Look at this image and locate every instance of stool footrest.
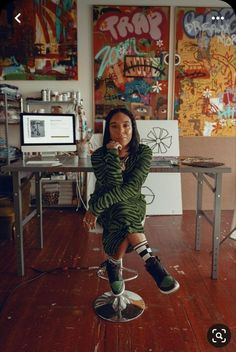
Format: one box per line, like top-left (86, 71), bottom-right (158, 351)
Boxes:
top-left (97, 265), bottom-right (138, 282)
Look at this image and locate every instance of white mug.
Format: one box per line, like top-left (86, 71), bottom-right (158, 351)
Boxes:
top-left (78, 141), bottom-right (89, 158)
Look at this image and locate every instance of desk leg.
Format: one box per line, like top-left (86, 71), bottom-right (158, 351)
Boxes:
top-left (195, 173), bottom-right (203, 251)
top-left (211, 173), bottom-right (222, 280)
top-left (35, 173), bottom-right (43, 248)
top-left (83, 172), bottom-right (88, 208)
top-left (230, 208), bottom-right (236, 240)
top-left (12, 172), bottom-right (24, 276)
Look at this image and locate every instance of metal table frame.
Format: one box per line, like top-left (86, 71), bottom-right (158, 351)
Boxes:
top-left (2, 156), bottom-right (231, 279)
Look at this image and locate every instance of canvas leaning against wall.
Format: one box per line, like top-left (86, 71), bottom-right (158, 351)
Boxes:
top-left (93, 5), bottom-right (170, 133)
top-left (175, 7), bottom-right (236, 137)
top-left (0, 0), bottom-right (77, 80)
top-left (87, 121), bottom-right (182, 216)
top-left (137, 120), bottom-right (182, 215)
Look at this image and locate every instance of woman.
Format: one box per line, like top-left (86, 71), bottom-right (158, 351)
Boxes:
top-left (83, 108), bottom-right (179, 296)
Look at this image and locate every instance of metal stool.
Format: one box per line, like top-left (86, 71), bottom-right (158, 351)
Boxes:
top-left (94, 259), bottom-right (145, 322)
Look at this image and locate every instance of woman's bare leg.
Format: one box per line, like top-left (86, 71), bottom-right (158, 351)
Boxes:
top-left (112, 238), bottom-right (129, 259)
top-left (111, 233), bottom-right (146, 259)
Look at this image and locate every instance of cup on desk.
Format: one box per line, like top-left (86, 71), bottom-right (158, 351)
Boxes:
top-left (77, 141), bottom-right (89, 158)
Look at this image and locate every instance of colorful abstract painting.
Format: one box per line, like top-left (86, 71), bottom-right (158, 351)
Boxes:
top-left (0, 0), bottom-right (77, 80)
top-left (93, 5), bottom-right (170, 133)
top-left (175, 7), bottom-right (236, 136)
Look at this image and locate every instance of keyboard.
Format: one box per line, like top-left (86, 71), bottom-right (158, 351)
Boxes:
top-left (26, 160), bottom-right (62, 166)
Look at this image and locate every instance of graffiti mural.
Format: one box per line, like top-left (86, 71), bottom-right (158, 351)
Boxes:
top-left (93, 5), bottom-right (170, 133)
top-left (0, 0), bottom-right (77, 80)
top-left (175, 7), bottom-right (236, 136)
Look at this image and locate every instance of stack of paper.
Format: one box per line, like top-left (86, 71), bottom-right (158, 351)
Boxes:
top-left (58, 181), bottom-right (73, 205)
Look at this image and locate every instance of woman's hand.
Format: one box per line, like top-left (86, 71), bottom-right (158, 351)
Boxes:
top-left (83, 210), bottom-right (97, 230)
top-left (106, 140), bottom-right (122, 151)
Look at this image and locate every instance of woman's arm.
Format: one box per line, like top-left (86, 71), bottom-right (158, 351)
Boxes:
top-left (89, 145), bottom-right (152, 216)
top-left (91, 147), bottom-right (123, 186)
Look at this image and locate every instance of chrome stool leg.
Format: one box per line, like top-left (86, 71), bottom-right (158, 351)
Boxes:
top-left (94, 259), bottom-right (145, 322)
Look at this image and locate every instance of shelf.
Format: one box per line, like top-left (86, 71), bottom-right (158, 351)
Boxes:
top-left (0, 94), bottom-right (21, 102)
top-left (0, 93), bottom-right (22, 166)
top-left (0, 119), bottom-right (20, 124)
top-left (41, 178), bottom-right (75, 182)
top-left (30, 203), bottom-right (79, 208)
top-left (43, 204), bottom-right (77, 208)
top-left (26, 99), bottom-right (76, 104)
top-left (0, 155), bottom-right (20, 161)
top-left (0, 103), bottom-right (21, 108)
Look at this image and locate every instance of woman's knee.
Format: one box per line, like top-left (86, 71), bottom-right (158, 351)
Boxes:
top-left (127, 232), bottom-right (146, 246)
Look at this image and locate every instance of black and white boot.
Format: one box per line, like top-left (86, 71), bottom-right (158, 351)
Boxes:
top-left (106, 259), bottom-right (125, 296)
top-left (145, 256), bottom-right (180, 294)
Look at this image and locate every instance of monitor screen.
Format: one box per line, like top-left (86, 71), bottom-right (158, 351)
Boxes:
top-left (20, 113), bottom-right (77, 153)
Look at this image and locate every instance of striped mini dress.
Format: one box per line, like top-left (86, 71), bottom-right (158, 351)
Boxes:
top-left (88, 143), bottom-right (152, 256)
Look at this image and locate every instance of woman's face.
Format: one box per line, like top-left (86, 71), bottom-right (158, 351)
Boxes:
top-left (109, 112), bottom-right (133, 148)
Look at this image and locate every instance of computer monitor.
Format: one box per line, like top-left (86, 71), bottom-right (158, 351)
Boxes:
top-left (20, 113), bottom-right (77, 157)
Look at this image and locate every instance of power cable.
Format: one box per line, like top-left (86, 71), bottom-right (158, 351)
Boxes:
top-left (0, 264), bottom-right (99, 315)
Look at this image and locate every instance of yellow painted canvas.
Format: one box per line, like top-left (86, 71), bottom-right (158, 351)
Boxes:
top-left (175, 7), bottom-right (236, 136)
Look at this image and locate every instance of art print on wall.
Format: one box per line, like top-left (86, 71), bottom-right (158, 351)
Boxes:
top-left (93, 5), bottom-right (170, 133)
top-left (0, 0), bottom-right (77, 80)
top-left (175, 7), bottom-right (236, 136)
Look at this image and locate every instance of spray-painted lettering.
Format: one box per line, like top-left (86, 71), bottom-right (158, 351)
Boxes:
top-left (217, 33), bottom-right (236, 46)
top-left (218, 105), bottom-right (236, 119)
top-left (219, 118), bottom-right (236, 127)
top-left (183, 8), bottom-right (236, 39)
top-left (97, 11), bottom-right (163, 41)
top-left (95, 38), bottom-right (142, 78)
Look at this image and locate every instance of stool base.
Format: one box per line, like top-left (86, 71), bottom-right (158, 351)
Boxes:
top-left (94, 290), bottom-right (145, 322)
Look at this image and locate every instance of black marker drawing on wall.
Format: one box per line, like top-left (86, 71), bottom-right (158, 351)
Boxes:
top-left (141, 127), bottom-right (172, 154)
top-left (141, 185), bottom-right (155, 205)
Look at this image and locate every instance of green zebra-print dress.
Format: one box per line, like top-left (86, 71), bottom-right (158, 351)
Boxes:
top-left (88, 143), bottom-right (152, 256)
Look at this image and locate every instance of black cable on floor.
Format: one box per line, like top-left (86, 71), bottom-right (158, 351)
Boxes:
top-left (0, 265), bottom-right (100, 315)
top-left (0, 271), bottom-right (47, 314)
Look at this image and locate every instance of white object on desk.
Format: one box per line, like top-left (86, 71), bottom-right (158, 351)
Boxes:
top-left (26, 160), bottom-right (62, 166)
top-left (77, 141), bottom-right (89, 158)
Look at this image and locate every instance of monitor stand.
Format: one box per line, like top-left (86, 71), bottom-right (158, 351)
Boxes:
top-left (40, 152), bottom-right (59, 162)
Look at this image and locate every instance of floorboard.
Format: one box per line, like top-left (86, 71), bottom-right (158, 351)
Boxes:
top-left (0, 210), bottom-right (235, 352)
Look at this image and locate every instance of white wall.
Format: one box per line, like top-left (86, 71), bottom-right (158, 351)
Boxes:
top-left (4, 0), bottom-right (230, 129)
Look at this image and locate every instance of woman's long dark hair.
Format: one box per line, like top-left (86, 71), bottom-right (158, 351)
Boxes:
top-left (102, 108), bottom-right (140, 155)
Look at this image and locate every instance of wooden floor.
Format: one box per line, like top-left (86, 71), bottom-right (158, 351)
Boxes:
top-left (0, 209), bottom-right (235, 352)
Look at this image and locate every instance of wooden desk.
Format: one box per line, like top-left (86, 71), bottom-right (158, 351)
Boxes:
top-left (2, 156), bottom-right (231, 279)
